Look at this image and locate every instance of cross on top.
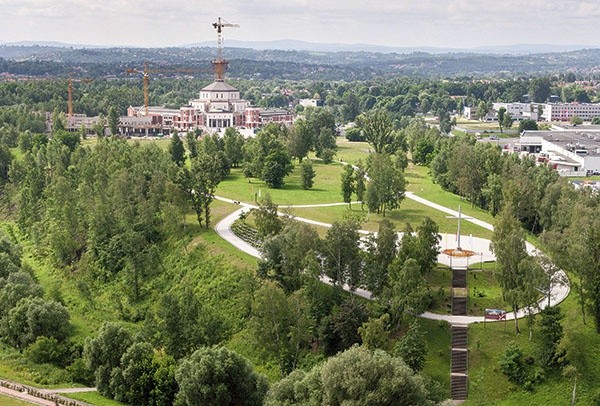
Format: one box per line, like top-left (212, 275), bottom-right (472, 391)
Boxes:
top-left (446, 205), bottom-right (473, 251)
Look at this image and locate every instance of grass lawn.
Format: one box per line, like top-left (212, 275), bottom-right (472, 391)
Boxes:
top-left (0, 394), bottom-right (32, 406)
top-left (335, 137), bottom-right (371, 164)
top-left (216, 160), bottom-right (345, 206)
top-left (405, 165), bottom-right (497, 227)
top-left (64, 391), bottom-right (124, 405)
top-left (288, 199), bottom-right (493, 239)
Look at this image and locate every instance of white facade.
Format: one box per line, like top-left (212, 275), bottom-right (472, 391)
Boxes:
top-left (492, 102), bottom-right (539, 121)
top-left (543, 103), bottom-right (600, 122)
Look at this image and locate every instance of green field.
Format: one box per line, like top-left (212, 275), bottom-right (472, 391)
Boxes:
top-left (288, 199), bottom-right (493, 239)
top-left (216, 160), bottom-right (345, 206)
top-left (0, 394), bottom-right (33, 406)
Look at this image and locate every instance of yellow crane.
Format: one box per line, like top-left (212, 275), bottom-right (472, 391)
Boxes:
top-left (126, 62), bottom-right (200, 116)
top-left (67, 78), bottom-right (94, 118)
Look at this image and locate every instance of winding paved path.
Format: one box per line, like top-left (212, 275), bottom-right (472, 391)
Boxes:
top-left (214, 193), bottom-right (570, 325)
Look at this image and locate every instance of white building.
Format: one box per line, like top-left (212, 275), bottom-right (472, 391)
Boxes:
top-left (492, 102), bottom-right (539, 121)
top-left (518, 130), bottom-right (600, 176)
top-left (542, 103), bottom-right (600, 122)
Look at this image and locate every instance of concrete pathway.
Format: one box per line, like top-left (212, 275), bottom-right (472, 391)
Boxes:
top-left (214, 192), bottom-right (570, 325)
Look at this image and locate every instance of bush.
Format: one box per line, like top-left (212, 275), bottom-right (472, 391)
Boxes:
top-left (499, 341), bottom-right (526, 385)
top-left (26, 336), bottom-right (68, 366)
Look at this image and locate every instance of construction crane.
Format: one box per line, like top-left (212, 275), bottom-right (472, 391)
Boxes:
top-left (67, 78), bottom-right (94, 118)
top-left (212, 17), bottom-right (239, 81)
top-left (126, 62), bottom-right (200, 116)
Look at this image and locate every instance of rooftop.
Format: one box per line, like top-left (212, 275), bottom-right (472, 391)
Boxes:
top-left (201, 81), bottom-right (239, 92)
top-left (522, 130), bottom-right (600, 156)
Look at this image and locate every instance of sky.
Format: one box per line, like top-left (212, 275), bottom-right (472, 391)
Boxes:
top-left (1, 0), bottom-right (600, 49)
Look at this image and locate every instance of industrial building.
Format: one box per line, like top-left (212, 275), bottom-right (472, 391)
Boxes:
top-left (518, 130), bottom-right (600, 176)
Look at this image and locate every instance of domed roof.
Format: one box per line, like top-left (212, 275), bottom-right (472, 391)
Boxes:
top-left (201, 81), bottom-right (239, 92)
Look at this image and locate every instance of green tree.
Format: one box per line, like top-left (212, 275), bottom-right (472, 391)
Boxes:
top-left (107, 106), bottom-right (119, 136)
top-left (490, 205), bottom-right (531, 334)
top-left (356, 109), bottom-right (403, 154)
top-left (176, 347), bottom-right (268, 406)
top-left (498, 106), bottom-right (507, 133)
top-left (570, 115), bottom-right (583, 125)
top-left (358, 313), bottom-right (390, 350)
top-left (154, 288), bottom-right (224, 360)
top-left (223, 127), bottom-right (244, 167)
top-left (169, 133), bottom-right (185, 167)
top-left (387, 258), bottom-right (430, 323)
top-left (363, 219), bottom-right (397, 297)
top-left (262, 148), bottom-right (293, 188)
top-left (499, 341), bottom-right (527, 386)
top-left (83, 323), bottom-right (133, 398)
top-left (299, 159), bottom-right (316, 190)
top-left (51, 108), bottom-right (66, 134)
top-left (250, 282), bottom-right (313, 373)
top-left (320, 346), bottom-right (433, 405)
top-left (539, 306), bottom-right (565, 368)
top-left (185, 131), bottom-right (199, 159)
top-left (253, 194), bottom-right (283, 238)
top-left (365, 153), bottom-right (406, 216)
top-left (502, 112), bottom-right (514, 132)
top-left (322, 298), bottom-right (369, 355)
top-left (176, 151), bottom-right (224, 228)
top-left (110, 342), bottom-right (156, 405)
top-left (0, 297), bottom-right (71, 349)
top-left (258, 220), bottom-right (319, 292)
top-left (354, 162), bottom-right (366, 209)
top-left (93, 113), bottom-right (105, 137)
top-left (529, 77), bottom-right (551, 103)
top-left (321, 219), bottom-right (363, 289)
top-left (518, 119), bottom-right (538, 132)
top-left (394, 319), bottom-right (428, 372)
top-left (287, 119), bottom-right (312, 163)
top-left (340, 164), bottom-right (355, 207)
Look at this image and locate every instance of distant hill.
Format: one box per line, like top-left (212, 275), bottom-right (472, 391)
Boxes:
top-left (2, 43), bottom-right (600, 80)
top-left (2, 40), bottom-right (595, 55)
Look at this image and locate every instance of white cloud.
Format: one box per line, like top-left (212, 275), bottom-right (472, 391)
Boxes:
top-left (1, 0), bottom-right (600, 48)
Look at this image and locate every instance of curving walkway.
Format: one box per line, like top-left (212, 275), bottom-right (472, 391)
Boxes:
top-left (214, 193), bottom-right (570, 325)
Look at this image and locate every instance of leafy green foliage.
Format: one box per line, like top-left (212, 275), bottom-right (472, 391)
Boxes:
top-left (395, 319), bottom-right (428, 372)
top-left (299, 159), bottom-right (316, 189)
top-left (175, 346), bottom-right (268, 406)
top-left (168, 133), bottom-right (185, 166)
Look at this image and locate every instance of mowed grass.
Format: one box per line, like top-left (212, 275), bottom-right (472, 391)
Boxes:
top-left (405, 165), bottom-right (497, 227)
top-left (64, 391), bottom-right (124, 405)
top-left (0, 394), bottom-right (32, 406)
top-left (335, 137), bottom-right (372, 164)
top-left (288, 199), bottom-right (493, 239)
top-left (216, 160), bottom-right (345, 206)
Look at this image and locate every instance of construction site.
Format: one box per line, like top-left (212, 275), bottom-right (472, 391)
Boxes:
top-left (61, 18), bottom-right (295, 137)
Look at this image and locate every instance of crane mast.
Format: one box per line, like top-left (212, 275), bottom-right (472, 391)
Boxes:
top-left (212, 17), bottom-right (239, 81)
